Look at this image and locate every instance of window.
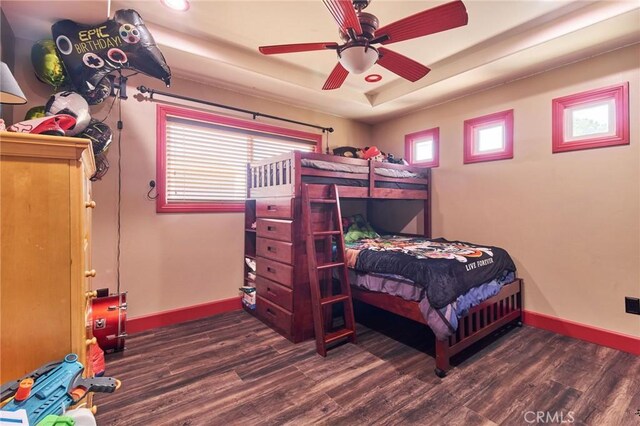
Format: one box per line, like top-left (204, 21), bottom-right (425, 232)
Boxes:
top-left (464, 109), bottom-right (513, 164)
top-left (157, 105), bottom-right (321, 213)
top-left (552, 83), bottom-right (629, 153)
top-left (404, 127), bottom-right (439, 167)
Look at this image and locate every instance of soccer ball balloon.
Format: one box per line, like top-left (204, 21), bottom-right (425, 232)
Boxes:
top-left (45, 91), bottom-right (91, 136)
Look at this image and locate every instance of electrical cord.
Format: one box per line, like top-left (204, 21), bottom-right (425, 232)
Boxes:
top-left (116, 90), bottom-right (122, 297)
top-left (146, 180), bottom-right (158, 200)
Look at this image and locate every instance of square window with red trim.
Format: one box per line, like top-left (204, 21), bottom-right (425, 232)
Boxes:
top-left (552, 82), bottom-right (629, 153)
top-left (464, 109), bottom-right (514, 164)
top-left (405, 127), bottom-right (439, 167)
top-left (156, 105), bottom-right (321, 213)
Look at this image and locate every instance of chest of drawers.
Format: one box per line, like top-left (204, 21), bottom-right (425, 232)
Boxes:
top-left (0, 132), bottom-right (97, 383)
top-left (245, 197), bottom-right (314, 342)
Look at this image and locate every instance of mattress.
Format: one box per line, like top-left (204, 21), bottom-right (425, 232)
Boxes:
top-left (301, 158), bottom-right (426, 178)
top-left (348, 269), bottom-right (516, 340)
top-left (302, 176), bottom-right (426, 190)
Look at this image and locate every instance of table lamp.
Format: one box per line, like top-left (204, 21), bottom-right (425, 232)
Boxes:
top-left (0, 61), bottom-right (27, 104)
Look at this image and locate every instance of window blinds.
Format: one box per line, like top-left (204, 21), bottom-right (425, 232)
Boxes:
top-left (165, 115), bottom-right (316, 203)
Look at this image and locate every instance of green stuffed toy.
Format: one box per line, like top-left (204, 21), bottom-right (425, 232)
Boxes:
top-left (344, 214), bottom-right (379, 243)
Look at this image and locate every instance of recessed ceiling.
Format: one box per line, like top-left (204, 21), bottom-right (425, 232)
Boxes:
top-left (2, 0), bottom-right (639, 123)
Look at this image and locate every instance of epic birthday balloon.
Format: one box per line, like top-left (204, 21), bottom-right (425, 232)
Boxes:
top-left (51, 9), bottom-right (171, 95)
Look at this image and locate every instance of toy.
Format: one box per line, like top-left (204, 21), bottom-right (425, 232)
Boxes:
top-left (362, 146), bottom-right (384, 162)
top-left (0, 354), bottom-right (119, 426)
top-left (7, 115), bottom-right (76, 136)
top-left (343, 214), bottom-right (379, 243)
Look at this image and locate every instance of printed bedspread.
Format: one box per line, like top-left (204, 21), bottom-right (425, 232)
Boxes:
top-left (345, 235), bottom-right (516, 310)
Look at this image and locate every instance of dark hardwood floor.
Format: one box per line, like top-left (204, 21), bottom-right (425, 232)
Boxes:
top-left (95, 305), bottom-right (640, 425)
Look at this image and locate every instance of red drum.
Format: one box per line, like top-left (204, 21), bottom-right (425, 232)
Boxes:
top-left (92, 292), bottom-right (127, 353)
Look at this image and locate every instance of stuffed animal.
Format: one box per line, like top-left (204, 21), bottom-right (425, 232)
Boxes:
top-left (343, 214), bottom-right (379, 243)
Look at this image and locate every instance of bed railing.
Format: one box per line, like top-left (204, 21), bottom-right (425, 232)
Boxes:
top-left (247, 151), bottom-right (431, 199)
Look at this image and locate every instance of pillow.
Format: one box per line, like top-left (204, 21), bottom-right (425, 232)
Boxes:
top-left (343, 214), bottom-right (380, 243)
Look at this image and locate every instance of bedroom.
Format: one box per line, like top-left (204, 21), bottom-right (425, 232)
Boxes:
top-left (0, 1), bottom-right (638, 425)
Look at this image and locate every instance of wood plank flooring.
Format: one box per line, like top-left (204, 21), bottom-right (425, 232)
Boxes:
top-left (95, 304), bottom-right (639, 425)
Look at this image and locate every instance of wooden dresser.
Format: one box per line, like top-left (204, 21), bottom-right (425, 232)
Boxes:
top-left (0, 132), bottom-right (97, 383)
top-left (244, 197), bottom-right (314, 343)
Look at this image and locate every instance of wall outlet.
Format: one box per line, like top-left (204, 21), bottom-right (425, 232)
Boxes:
top-left (625, 297), bottom-right (640, 315)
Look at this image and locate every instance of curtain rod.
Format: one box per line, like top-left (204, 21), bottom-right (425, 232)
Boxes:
top-left (136, 86), bottom-right (334, 134)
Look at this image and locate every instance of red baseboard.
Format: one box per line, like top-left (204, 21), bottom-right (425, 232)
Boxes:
top-left (523, 310), bottom-right (640, 356)
top-left (127, 297), bottom-right (242, 334)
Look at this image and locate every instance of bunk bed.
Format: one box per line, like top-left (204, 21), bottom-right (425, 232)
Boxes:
top-left (244, 151), bottom-right (522, 376)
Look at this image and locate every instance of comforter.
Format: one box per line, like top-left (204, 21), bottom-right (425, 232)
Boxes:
top-left (345, 236), bottom-right (516, 309)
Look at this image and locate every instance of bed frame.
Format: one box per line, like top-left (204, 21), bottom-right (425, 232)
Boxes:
top-left (245, 151), bottom-right (522, 377)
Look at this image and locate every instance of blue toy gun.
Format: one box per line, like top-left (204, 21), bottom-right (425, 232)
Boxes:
top-left (0, 353), bottom-right (118, 425)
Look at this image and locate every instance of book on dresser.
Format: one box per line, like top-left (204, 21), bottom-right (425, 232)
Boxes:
top-left (0, 132), bottom-right (98, 387)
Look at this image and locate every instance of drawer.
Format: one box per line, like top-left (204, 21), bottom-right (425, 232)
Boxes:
top-left (256, 296), bottom-right (292, 336)
top-left (257, 238), bottom-right (293, 264)
top-left (255, 276), bottom-right (293, 312)
top-left (256, 198), bottom-right (293, 219)
top-left (256, 219), bottom-right (293, 242)
top-left (256, 257), bottom-right (293, 288)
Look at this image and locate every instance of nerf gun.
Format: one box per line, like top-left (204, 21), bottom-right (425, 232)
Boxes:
top-left (0, 353), bottom-right (119, 425)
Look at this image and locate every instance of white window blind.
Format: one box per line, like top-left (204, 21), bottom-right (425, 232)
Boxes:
top-left (165, 115), bottom-right (316, 203)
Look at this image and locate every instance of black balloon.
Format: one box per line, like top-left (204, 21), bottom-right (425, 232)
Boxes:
top-left (51, 9), bottom-right (171, 95)
top-left (84, 75), bottom-right (114, 105)
top-left (80, 119), bottom-right (113, 156)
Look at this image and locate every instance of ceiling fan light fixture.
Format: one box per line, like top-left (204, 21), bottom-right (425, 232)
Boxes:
top-left (160, 0), bottom-right (190, 12)
top-left (338, 45), bottom-right (379, 74)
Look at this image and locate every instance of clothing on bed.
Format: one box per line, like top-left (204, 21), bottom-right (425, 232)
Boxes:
top-left (346, 236), bottom-right (516, 309)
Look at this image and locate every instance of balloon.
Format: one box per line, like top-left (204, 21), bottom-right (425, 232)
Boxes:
top-left (51, 9), bottom-right (171, 95)
top-left (31, 40), bottom-right (70, 90)
top-left (25, 106), bottom-right (47, 120)
top-left (83, 75), bottom-right (114, 105)
top-left (45, 91), bottom-right (91, 136)
top-left (79, 119), bottom-right (113, 156)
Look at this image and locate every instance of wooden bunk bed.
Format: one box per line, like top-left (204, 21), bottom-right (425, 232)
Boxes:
top-left (243, 151), bottom-right (522, 376)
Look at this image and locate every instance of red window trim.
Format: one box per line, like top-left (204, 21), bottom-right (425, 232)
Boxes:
top-left (464, 109), bottom-right (514, 164)
top-left (404, 127), bottom-right (440, 167)
top-left (156, 104), bottom-right (322, 213)
top-left (552, 82), bottom-right (629, 153)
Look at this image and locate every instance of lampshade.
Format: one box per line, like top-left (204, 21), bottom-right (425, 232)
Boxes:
top-left (0, 62), bottom-right (27, 105)
top-left (338, 45), bottom-right (379, 75)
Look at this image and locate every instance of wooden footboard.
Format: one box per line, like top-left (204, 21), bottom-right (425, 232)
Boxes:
top-left (350, 278), bottom-right (523, 377)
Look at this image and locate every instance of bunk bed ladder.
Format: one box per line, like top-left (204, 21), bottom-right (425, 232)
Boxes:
top-left (302, 183), bottom-right (356, 356)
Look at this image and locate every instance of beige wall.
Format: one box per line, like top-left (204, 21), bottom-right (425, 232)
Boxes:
top-left (11, 36), bottom-right (371, 319)
top-left (372, 45), bottom-right (640, 337)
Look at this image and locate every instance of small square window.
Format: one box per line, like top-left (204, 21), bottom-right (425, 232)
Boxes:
top-left (552, 83), bottom-right (629, 153)
top-left (405, 127), bottom-right (439, 167)
top-left (464, 109), bottom-right (513, 164)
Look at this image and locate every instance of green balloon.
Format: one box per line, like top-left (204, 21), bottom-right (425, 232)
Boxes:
top-left (24, 106), bottom-right (46, 120)
top-left (31, 40), bottom-right (69, 90)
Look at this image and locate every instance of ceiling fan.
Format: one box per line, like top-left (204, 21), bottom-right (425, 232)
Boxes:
top-left (259, 0), bottom-right (469, 90)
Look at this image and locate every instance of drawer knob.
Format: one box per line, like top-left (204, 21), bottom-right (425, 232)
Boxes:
top-left (85, 269), bottom-right (97, 278)
top-left (267, 267), bottom-right (275, 273)
top-left (267, 226), bottom-right (275, 231)
top-left (85, 290), bottom-right (98, 299)
top-left (86, 337), bottom-right (97, 346)
top-left (85, 200), bottom-right (97, 209)
top-left (267, 205), bottom-right (277, 211)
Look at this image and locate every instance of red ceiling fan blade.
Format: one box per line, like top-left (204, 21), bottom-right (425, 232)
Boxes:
top-left (322, 62), bottom-right (349, 90)
top-left (377, 47), bottom-right (430, 82)
top-left (259, 42), bottom-right (339, 55)
top-left (376, 0), bottom-right (468, 45)
top-left (322, 0), bottom-right (362, 35)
